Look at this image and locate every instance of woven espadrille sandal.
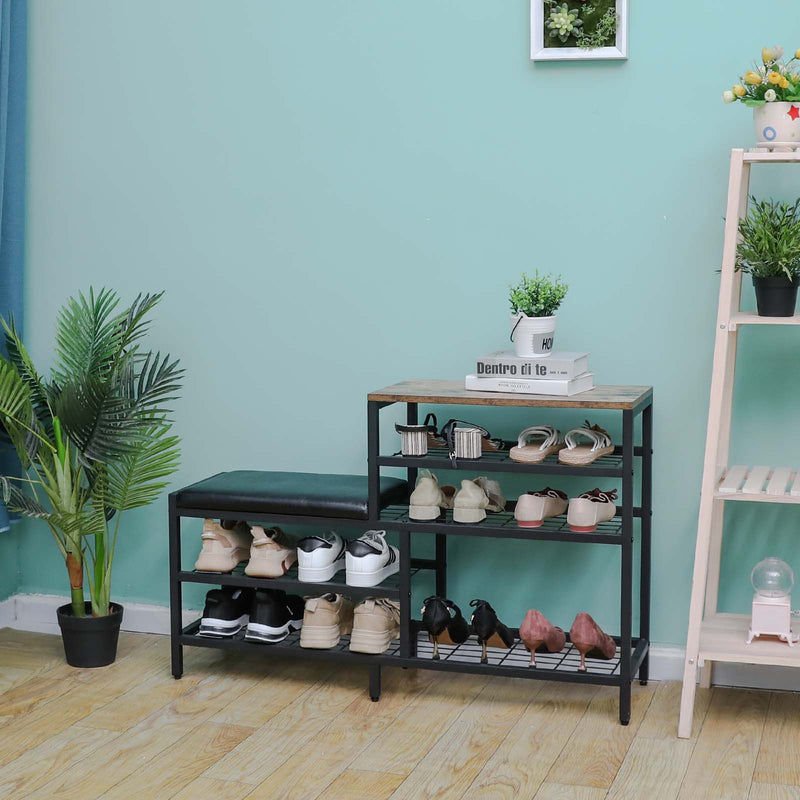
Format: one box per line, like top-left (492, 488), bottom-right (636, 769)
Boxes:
top-left (558, 421), bottom-right (614, 466)
top-left (509, 425), bottom-right (563, 464)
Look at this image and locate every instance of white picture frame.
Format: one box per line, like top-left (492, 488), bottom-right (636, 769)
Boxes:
top-left (531, 0), bottom-right (628, 61)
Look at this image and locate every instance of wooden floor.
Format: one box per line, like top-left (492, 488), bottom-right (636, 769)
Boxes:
top-left (0, 629), bottom-right (798, 800)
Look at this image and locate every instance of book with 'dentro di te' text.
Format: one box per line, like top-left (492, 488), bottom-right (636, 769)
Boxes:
top-left (476, 351), bottom-right (589, 381)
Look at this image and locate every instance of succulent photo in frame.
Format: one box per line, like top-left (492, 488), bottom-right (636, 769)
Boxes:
top-left (531, 0), bottom-right (628, 61)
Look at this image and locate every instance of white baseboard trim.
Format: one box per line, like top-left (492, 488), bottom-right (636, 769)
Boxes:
top-left (1, 593), bottom-right (198, 636)
top-left (1, 593), bottom-right (798, 691)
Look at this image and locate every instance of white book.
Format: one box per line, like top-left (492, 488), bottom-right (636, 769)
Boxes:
top-left (476, 350), bottom-right (589, 380)
top-left (465, 372), bottom-right (595, 397)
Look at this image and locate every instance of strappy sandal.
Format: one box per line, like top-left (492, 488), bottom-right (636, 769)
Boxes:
top-left (509, 425), bottom-right (563, 464)
top-left (469, 599), bottom-right (515, 664)
top-left (395, 413), bottom-right (439, 456)
top-left (430, 419), bottom-right (504, 465)
top-left (558, 421), bottom-right (614, 466)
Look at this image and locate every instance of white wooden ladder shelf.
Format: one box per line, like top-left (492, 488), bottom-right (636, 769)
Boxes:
top-left (679, 148), bottom-right (800, 739)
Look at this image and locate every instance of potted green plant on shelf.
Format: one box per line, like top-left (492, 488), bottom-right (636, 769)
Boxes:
top-left (735, 197), bottom-right (800, 317)
top-left (0, 289), bottom-right (183, 667)
top-left (722, 45), bottom-right (800, 150)
top-left (508, 272), bottom-right (568, 357)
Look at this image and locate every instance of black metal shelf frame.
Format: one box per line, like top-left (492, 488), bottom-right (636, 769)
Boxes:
top-left (367, 393), bottom-right (653, 726)
top-left (167, 387), bottom-right (651, 725)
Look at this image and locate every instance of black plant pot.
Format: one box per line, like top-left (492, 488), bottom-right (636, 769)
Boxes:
top-left (56, 602), bottom-right (123, 668)
top-left (753, 275), bottom-right (800, 317)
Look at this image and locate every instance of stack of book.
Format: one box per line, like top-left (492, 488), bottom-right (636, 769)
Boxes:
top-left (465, 351), bottom-right (594, 396)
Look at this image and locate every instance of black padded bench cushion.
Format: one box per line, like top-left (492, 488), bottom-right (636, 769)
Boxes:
top-left (174, 471), bottom-right (408, 521)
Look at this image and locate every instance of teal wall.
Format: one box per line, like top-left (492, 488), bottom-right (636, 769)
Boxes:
top-left (14, 0), bottom-right (800, 645)
top-left (0, 535), bottom-right (17, 601)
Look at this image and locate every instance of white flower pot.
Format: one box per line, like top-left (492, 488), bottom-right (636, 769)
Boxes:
top-left (510, 314), bottom-right (556, 357)
top-left (753, 102), bottom-right (800, 149)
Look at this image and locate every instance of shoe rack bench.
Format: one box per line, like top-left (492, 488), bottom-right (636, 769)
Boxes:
top-left (168, 380), bottom-right (652, 725)
top-left (368, 380), bottom-right (653, 725)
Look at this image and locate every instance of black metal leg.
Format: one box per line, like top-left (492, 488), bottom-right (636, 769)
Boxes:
top-left (640, 401), bottom-right (653, 685)
top-left (620, 410), bottom-right (634, 720)
top-left (168, 495), bottom-right (183, 679)
top-left (399, 530), bottom-right (412, 657)
top-left (619, 682), bottom-right (631, 725)
top-left (367, 401), bottom-right (381, 522)
top-left (435, 535), bottom-right (447, 597)
top-left (370, 665), bottom-right (382, 701)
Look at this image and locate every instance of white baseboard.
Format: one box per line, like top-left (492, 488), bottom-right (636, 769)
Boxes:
top-left (1, 593), bottom-right (798, 691)
top-left (1, 593), bottom-right (198, 636)
top-left (0, 596), bottom-right (15, 630)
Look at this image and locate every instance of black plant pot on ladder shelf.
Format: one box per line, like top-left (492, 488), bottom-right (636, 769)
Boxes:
top-left (753, 275), bottom-right (800, 317)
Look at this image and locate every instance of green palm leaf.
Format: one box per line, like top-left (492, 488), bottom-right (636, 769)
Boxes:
top-left (105, 425), bottom-right (180, 511)
top-left (0, 476), bottom-right (51, 519)
top-left (2, 317), bottom-right (55, 435)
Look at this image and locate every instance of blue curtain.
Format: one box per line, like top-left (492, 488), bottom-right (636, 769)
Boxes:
top-left (0, 0), bottom-right (26, 532)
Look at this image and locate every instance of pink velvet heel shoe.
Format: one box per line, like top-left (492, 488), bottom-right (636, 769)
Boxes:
top-left (569, 612), bottom-right (616, 672)
top-left (519, 609), bottom-right (566, 667)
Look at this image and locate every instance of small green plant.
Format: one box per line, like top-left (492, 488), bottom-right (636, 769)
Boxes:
top-left (735, 197), bottom-right (800, 279)
top-left (547, 3), bottom-right (583, 43)
top-left (509, 272), bottom-right (569, 318)
top-left (574, 6), bottom-right (617, 49)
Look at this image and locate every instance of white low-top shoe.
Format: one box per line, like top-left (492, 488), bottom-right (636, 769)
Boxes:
top-left (194, 519), bottom-right (252, 573)
top-left (296, 532), bottom-right (346, 582)
top-left (515, 488), bottom-right (568, 527)
top-left (567, 489), bottom-right (618, 532)
top-left (409, 470), bottom-right (455, 520)
top-left (345, 530), bottom-right (399, 587)
top-left (453, 479), bottom-right (490, 523)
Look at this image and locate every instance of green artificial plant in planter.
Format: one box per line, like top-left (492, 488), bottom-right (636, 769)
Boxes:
top-left (508, 272), bottom-right (568, 358)
top-left (0, 289), bottom-right (183, 666)
top-left (735, 197), bottom-right (800, 316)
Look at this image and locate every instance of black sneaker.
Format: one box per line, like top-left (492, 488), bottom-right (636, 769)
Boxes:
top-left (244, 589), bottom-right (304, 643)
top-left (198, 587), bottom-right (252, 638)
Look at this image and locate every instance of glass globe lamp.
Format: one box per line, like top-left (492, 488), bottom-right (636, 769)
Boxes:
top-left (747, 557), bottom-right (798, 646)
top-left (751, 557), bottom-right (794, 601)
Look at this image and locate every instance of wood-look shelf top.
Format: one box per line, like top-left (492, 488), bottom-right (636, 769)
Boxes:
top-left (368, 379), bottom-right (652, 410)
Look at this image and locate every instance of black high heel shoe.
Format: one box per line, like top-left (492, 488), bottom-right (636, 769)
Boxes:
top-left (421, 596), bottom-right (469, 659)
top-left (469, 599), bottom-right (515, 664)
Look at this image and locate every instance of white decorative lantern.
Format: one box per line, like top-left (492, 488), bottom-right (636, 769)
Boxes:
top-left (746, 557), bottom-right (799, 646)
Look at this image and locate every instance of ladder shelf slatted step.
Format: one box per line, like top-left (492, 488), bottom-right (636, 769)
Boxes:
top-left (728, 313), bottom-right (800, 329)
top-left (715, 465), bottom-right (800, 504)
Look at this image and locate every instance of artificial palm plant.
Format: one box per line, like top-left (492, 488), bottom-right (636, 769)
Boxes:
top-left (0, 289), bottom-right (182, 617)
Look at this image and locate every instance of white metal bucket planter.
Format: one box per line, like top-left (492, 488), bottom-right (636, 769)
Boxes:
top-left (510, 314), bottom-right (557, 358)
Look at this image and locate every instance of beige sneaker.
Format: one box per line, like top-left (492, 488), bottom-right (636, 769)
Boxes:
top-left (194, 519), bottom-right (252, 573)
top-left (349, 598), bottom-right (401, 654)
top-left (300, 594), bottom-right (354, 649)
top-left (244, 526), bottom-right (297, 577)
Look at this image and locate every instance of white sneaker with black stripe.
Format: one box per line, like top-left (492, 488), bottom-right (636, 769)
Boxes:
top-left (345, 530), bottom-right (399, 587)
top-left (296, 531), bottom-right (346, 582)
